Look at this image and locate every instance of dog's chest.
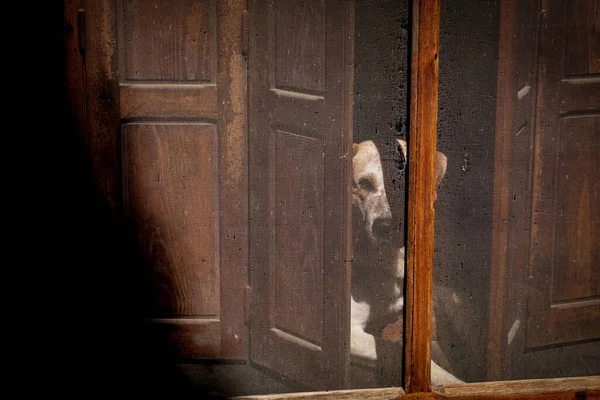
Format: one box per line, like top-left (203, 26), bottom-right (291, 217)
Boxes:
top-left (351, 249), bottom-right (405, 326)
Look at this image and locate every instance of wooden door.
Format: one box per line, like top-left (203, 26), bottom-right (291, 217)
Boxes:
top-left (73, 0), bottom-right (248, 360)
top-left (489, 0), bottom-right (599, 380)
top-left (526, 0), bottom-right (599, 349)
top-left (248, 0), bottom-right (354, 390)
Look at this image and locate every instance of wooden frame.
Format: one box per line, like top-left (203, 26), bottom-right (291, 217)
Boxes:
top-left (404, 0), bottom-right (440, 392)
top-left (234, 377), bottom-right (599, 400)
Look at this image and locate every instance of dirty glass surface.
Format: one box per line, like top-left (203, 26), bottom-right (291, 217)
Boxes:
top-left (432, 0), bottom-right (599, 386)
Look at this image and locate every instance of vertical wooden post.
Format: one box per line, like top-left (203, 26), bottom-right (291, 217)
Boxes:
top-left (405, 0), bottom-right (440, 392)
top-left (488, 0), bottom-right (517, 381)
top-left (218, 0), bottom-right (250, 360)
top-left (64, 0), bottom-right (88, 154)
top-left (82, 0), bottom-right (121, 215)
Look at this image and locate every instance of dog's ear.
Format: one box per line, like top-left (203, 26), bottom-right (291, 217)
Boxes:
top-left (396, 139), bottom-right (407, 158)
top-left (396, 138), bottom-right (447, 185)
top-left (353, 143), bottom-right (359, 156)
top-left (435, 151), bottom-right (447, 186)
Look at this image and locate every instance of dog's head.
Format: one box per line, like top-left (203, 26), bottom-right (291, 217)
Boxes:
top-left (352, 139), bottom-right (447, 246)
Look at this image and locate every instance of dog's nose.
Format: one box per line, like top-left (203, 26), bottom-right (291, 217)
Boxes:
top-left (372, 218), bottom-right (394, 238)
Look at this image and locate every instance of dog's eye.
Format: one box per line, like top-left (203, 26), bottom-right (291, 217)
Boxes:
top-left (358, 177), bottom-right (375, 192)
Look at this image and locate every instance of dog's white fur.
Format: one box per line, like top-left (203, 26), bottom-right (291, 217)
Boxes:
top-left (350, 139), bottom-right (463, 387)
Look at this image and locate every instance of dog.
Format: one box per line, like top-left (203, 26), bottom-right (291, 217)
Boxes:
top-left (350, 138), bottom-right (463, 387)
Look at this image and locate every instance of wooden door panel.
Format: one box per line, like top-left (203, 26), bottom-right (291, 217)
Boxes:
top-left (553, 116), bottom-right (599, 302)
top-left (559, 81), bottom-right (600, 115)
top-left (122, 123), bottom-right (219, 317)
top-left (116, 0), bottom-right (224, 357)
top-left (564, 0), bottom-right (600, 77)
top-left (272, 131), bottom-right (324, 345)
top-left (119, 84), bottom-right (218, 120)
top-left (249, 0), bottom-right (353, 390)
top-left (491, 0), bottom-right (599, 378)
top-left (526, 0), bottom-right (600, 349)
top-left (120, 0), bottom-right (217, 82)
top-left (121, 122), bottom-right (222, 359)
top-left (273, 0), bottom-right (325, 93)
top-left (80, 0), bottom-right (247, 359)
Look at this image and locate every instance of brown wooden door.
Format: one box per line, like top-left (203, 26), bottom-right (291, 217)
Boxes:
top-left (74, 0), bottom-right (248, 360)
top-left (526, 0), bottom-right (599, 349)
top-left (490, 0), bottom-right (599, 379)
top-left (248, 0), bottom-right (354, 390)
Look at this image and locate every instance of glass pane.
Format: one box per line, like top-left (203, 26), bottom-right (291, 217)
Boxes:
top-left (433, 0), bottom-right (600, 386)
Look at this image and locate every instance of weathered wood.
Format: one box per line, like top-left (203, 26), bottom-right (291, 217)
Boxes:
top-left (217, 0), bottom-right (249, 360)
top-left (405, 0), bottom-right (440, 392)
top-left (247, 0), bottom-right (354, 389)
top-left (64, 0), bottom-right (87, 152)
top-left (487, 0), bottom-right (517, 380)
top-left (83, 0), bottom-right (121, 214)
top-left (232, 376), bottom-right (600, 400)
top-left (488, 0), bottom-right (546, 381)
top-left (119, 83), bottom-right (218, 120)
top-left (233, 387), bottom-right (405, 400)
top-left (437, 376), bottom-right (600, 398)
top-left (119, 0), bottom-right (217, 82)
top-left (489, 0), bottom-right (599, 380)
top-left (122, 123), bottom-right (220, 318)
top-left (80, 0), bottom-right (248, 361)
top-left (527, 0), bottom-right (600, 349)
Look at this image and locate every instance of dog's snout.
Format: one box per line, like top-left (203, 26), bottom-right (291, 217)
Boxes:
top-left (372, 218), bottom-right (394, 238)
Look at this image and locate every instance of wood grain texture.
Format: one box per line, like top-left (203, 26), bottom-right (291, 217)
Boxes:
top-left (527, 0), bottom-right (600, 349)
top-left (120, 0), bottom-right (217, 82)
top-left (64, 0), bottom-right (87, 152)
top-left (122, 123), bottom-right (219, 317)
top-left (232, 376), bottom-right (599, 400)
top-left (437, 376), bottom-right (600, 398)
top-left (559, 80), bottom-right (600, 115)
top-left (489, 0), bottom-right (599, 379)
top-left (405, 0), bottom-right (440, 392)
top-left (563, 0), bottom-right (599, 77)
top-left (119, 83), bottom-right (218, 119)
top-left (487, 0), bottom-right (517, 380)
top-left (217, 0), bottom-right (249, 360)
top-left (488, 0), bottom-right (543, 380)
top-left (273, 0), bottom-right (325, 93)
top-left (553, 116), bottom-right (599, 302)
top-left (232, 387), bottom-right (405, 400)
top-left (81, 0), bottom-right (248, 360)
top-left (272, 132), bottom-right (324, 345)
top-left (248, 0), bottom-right (353, 389)
top-left (83, 0), bottom-right (121, 214)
